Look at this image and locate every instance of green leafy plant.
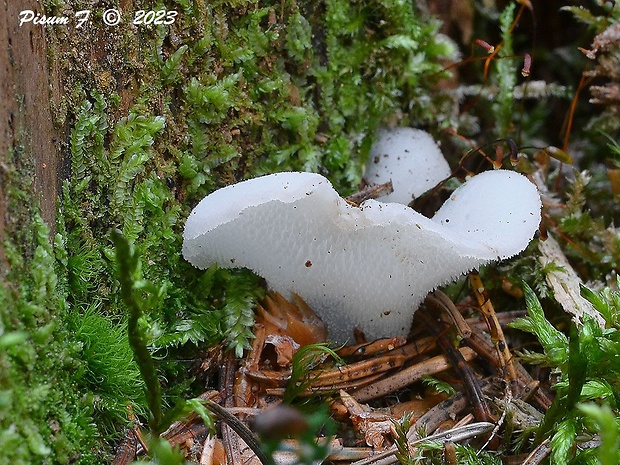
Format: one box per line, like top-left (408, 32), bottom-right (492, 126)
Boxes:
top-left (111, 230), bottom-right (219, 463)
top-left (578, 403), bottom-right (620, 465)
top-left (510, 283), bottom-right (569, 368)
top-left (510, 281), bottom-right (620, 463)
top-left (151, 264), bottom-right (265, 357)
top-left (392, 413), bottom-right (415, 465)
top-left (284, 343), bottom-right (344, 405)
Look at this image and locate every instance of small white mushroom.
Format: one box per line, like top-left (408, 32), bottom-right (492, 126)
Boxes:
top-left (183, 170), bottom-right (541, 343)
top-left (364, 127), bottom-right (451, 204)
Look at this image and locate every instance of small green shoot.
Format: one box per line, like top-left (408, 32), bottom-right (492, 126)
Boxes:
top-left (494, 3), bottom-right (518, 138)
top-left (111, 229), bottom-right (166, 436)
top-left (509, 283), bottom-right (569, 368)
top-left (284, 343), bottom-right (344, 405)
top-left (392, 413), bottom-right (415, 465)
top-left (578, 403), bottom-right (620, 465)
top-left (420, 376), bottom-right (457, 397)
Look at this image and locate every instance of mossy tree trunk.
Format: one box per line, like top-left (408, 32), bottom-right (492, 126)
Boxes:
top-left (0, 1), bottom-right (61, 268)
top-left (0, 1), bottom-right (146, 271)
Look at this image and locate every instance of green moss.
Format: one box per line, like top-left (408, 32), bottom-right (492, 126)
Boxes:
top-left (138, 0), bottom-right (457, 198)
top-left (493, 2), bottom-right (517, 138)
top-left (509, 282), bottom-right (620, 462)
top-left (67, 304), bottom-right (146, 434)
top-left (0, 216), bottom-right (102, 464)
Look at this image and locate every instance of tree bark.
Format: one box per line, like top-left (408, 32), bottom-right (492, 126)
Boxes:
top-left (0, 0), bottom-right (61, 268)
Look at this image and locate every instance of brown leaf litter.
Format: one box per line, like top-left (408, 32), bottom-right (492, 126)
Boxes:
top-left (114, 275), bottom-right (554, 465)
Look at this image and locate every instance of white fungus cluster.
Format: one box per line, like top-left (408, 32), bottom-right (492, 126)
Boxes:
top-left (183, 134), bottom-right (541, 343)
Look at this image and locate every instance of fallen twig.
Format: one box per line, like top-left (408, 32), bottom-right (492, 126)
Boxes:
top-left (350, 421), bottom-right (495, 465)
top-left (352, 347), bottom-right (477, 402)
top-left (419, 300), bottom-right (492, 422)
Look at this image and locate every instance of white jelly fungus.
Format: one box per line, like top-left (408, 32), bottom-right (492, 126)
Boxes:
top-left (364, 127), bottom-right (451, 204)
top-left (183, 170), bottom-right (541, 343)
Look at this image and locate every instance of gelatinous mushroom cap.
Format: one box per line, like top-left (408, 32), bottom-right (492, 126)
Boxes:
top-left (183, 170), bottom-right (541, 343)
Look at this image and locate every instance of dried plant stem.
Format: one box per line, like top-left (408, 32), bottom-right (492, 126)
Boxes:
top-left (538, 233), bottom-right (604, 327)
top-left (352, 347), bottom-right (477, 402)
top-left (337, 336), bottom-right (408, 358)
top-left (200, 435), bottom-right (216, 465)
top-left (350, 422), bottom-right (495, 465)
top-left (246, 353), bottom-right (407, 388)
top-left (204, 400), bottom-right (270, 465)
top-left (219, 353), bottom-right (271, 465)
top-left (428, 291), bottom-right (472, 338)
top-left (521, 438), bottom-right (551, 465)
top-left (469, 272), bottom-right (518, 384)
top-left (345, 181), bottom-right (394, 205)
top-left (416, 307), bottom-right (492, 423)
